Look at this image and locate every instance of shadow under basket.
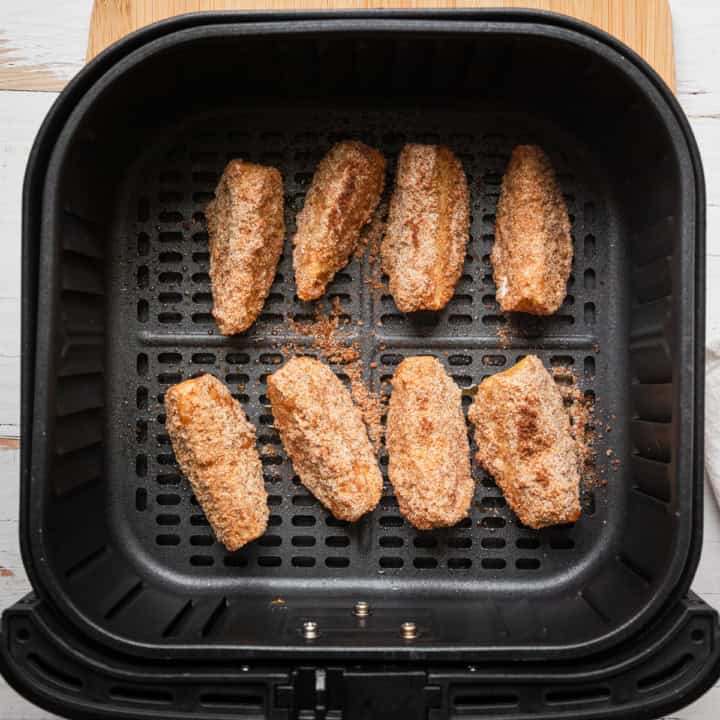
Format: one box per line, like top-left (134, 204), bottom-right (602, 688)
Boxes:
top-left (4, 9), bottom-right (718, 720)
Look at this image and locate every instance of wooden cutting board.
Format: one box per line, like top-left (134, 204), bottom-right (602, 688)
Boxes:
top-left (87, 0), bottom-right (675, 92)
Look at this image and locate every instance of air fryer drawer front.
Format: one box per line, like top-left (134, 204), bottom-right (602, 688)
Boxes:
top-left (18, 7), bottom-right (705, 665)
top-left (2, 593), bottom-right (718, 719)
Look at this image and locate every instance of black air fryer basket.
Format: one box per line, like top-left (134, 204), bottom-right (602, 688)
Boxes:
top-left (3, 9), bottom-right (717, 719)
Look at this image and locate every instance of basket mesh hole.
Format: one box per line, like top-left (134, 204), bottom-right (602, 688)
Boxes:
top-left (414, 537), bottom-right (438, 549)
top-left (413, 557), bottom-right (438, 569)
top-left (326, 536), bottom-right (350, 547)
top-left (135, 488), bottom-right (147, 511)
top-left (482, 558), bottom-right (506, 570)
top-left (380, 557), bottom-right (403, 568)
top-left (481, 517), bottom-right (506, 529)
top-left (448, 558), bottom-right (472, 570)
top-left (292, 556), bottom-right (316, 567)
top-left (380, 536), bottom-right (403, 548)
top-left (516, 558), bottom-right (541, 570)
top-left (325, 557), bottom-right (349, 568)
top-left (292, 536), bottom-right (316, 547)
top-left (137, 300), bottom-right (149, 323)
top-left (516, 537), bottom-right (540, 550)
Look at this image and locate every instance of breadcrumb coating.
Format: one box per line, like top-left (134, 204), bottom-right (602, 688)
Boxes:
top-left (468, 355), bottom-right (581, 529)
top-left (165, 374), bottom-right (268, 551)
top-left (205, 159), bottom-right (285, 334)
top-left (492, 145), bottom-right (572, 315)
top-left (381, 144), bottom-right (469, 311)
top-left (267, 357), bottom-right (382, 521)
top-left (386, 356), bottom-right (474, 529)
top-left (293, 141), bottom-right (386, 301)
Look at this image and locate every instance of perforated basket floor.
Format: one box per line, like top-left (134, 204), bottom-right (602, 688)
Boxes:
top-left (105, 105), bottom-right (623, 601)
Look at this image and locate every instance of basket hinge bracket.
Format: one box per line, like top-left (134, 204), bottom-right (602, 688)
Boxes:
top-left (281, 667), bottom-right (441, 719)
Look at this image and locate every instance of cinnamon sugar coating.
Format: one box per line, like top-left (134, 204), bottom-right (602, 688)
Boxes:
top-left (267, 357), bottom-right (382, 521)
top-left (293, 141), bottom-right (386, 301)
top-left (468, 355), bottom-right (581, 529)
top-left (381, 144), bottom-right (469, 311)
top-left (386, 356), bottom-right (474, 529)
top-left (165, 374), bottom-right (268, 551)
top-left (205, 160), bottom-right (285, 334)
top-left (492, 145), bottom-right (572, 315)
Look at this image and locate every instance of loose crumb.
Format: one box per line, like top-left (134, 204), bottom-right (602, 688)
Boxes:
top-left (361, 202), bottom-right (388, 298)
top-left (496, 323), bottom-right (511, 349)
top-left (551, 367), bottom-right (603, 489)
top-left (287, 300), bottom-right (359, 364)
top-left (346, 363), bottom-right (386, 451)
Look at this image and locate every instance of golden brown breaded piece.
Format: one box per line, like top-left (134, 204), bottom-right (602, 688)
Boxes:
top-left (468, 356), bottom-right (581, 529)
top-left (492, 145), bottom-right (572, 315)
top-left (386, 356), bottom-right (474, 529)
top-left (267, 357), bottom-right (382, 521)
top-left (293, 141), bottom-right (385, 300)
top-left (381, 144), bottom-right (469, 312)
top-left (165, 374), bottom-right (268, 550)
top-left (205, 160), bottom-right (285, 334)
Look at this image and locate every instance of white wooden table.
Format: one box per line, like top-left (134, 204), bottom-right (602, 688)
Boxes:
top-left (1, 1), bottom-right (720, 717)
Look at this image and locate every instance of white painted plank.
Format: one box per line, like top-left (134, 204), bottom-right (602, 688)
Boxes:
top-left (0, 0), bottom-right (93, 91)
top-left (0, 449), bottom-right (31, 608)
top-left (672, 0), bottom-right (720, 117)
top-left (0, 90), bottom-right (57, 439)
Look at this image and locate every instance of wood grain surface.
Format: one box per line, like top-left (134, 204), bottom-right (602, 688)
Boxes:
top-left (85, 0), bottom-right (676, 91)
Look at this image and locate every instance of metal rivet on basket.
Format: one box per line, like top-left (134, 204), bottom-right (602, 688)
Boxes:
top-left (302, 621), bottom-right (319, 640)
top-left (353, 600), bottom-right (370, 617)
top-left (401, 621), bottom-right (417, 640)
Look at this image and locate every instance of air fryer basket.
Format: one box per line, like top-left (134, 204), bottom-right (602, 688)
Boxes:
top-left (3, 9), bottom-right (716, 720)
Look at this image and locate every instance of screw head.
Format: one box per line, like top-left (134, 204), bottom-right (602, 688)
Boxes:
top-left (400, 621), bottom-right (418, 640)
top-left (353, 600), bottom-right (370, 617)
top-left (302, 620), bottom-right (319, 640)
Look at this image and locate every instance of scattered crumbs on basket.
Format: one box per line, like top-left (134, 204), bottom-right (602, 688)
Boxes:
top-left (360, 202), bottom-right (388, 297)
top-left (260, 444), bottom-right (278, 457)
top-left (281, 298), bottom-right (385, 450)
top-left (551, 367), bottom-right (603, 489)
top-left (355, 201), bottom-right (386, 259)
top-left (346, 362), bottom-right (386, 452)
top-left (370, 361), bottom-right (378, 369)
top-left (496, 323), bottom-right (511, 349)
top-left (287, 298), bottom-right (360, 364)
